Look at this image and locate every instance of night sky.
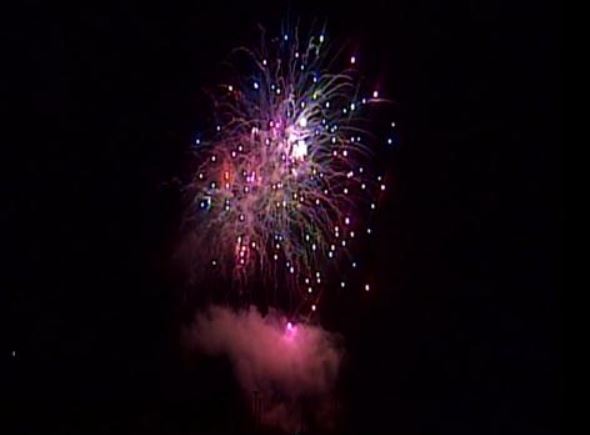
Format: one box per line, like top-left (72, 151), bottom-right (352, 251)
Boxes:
top-left (6, 1), bottom-right (560, 434)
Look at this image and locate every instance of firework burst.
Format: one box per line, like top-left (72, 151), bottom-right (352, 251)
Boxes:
top-left (184, 25), bottom-right (393, 315)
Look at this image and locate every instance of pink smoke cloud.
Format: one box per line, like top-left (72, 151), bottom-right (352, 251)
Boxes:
top-left (188, 305), bottom-right (343, 432)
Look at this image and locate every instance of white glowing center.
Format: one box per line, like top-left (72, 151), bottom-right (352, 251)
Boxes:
top-left (292, 139), bottom-right (308, 160)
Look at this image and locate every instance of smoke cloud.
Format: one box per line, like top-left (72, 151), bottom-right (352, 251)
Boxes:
top-left (188, 305), bottom-right (343, 432)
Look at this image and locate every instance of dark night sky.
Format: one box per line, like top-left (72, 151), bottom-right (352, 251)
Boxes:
top-left (5, 1), bottom-right (560, 434)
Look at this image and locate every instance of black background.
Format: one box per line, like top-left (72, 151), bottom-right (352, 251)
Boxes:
top-left (6, 0), bottom-right (560, 434)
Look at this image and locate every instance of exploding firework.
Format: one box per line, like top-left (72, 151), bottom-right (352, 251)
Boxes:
top-left (184, 25), bottom-right (393, 315)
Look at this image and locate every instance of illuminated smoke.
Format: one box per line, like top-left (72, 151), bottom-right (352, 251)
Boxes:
top-left (189, 305), bottom-right (342, 432)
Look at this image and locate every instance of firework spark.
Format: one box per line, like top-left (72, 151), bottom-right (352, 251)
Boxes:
top-left (184, 26), bottom-right (392, 314)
